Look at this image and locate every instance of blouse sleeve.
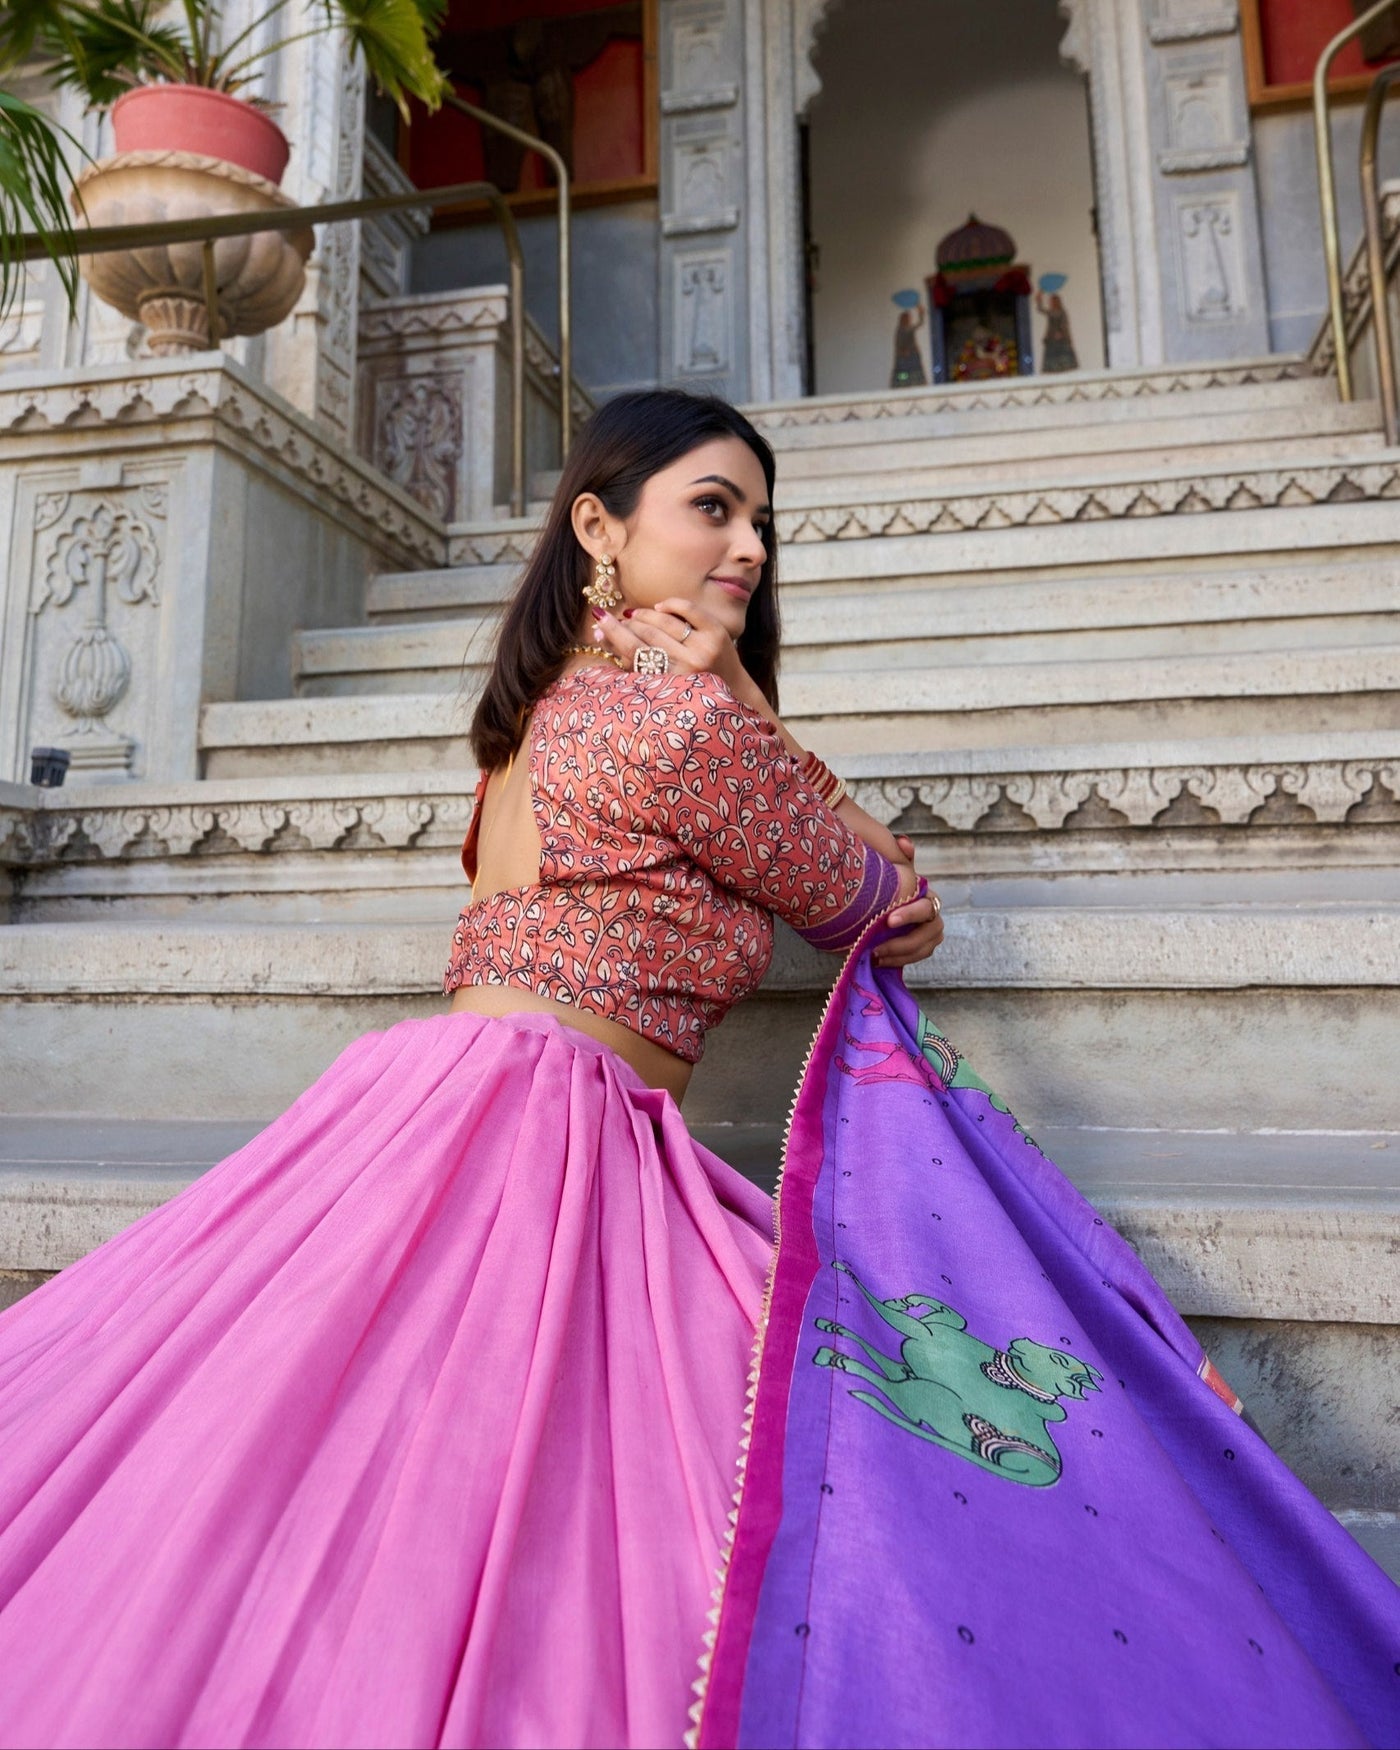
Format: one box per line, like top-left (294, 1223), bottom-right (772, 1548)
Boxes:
top-left (640, 673), bottom-right (903, 951)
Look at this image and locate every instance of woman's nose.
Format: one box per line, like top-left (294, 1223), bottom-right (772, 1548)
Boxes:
top-left (731, 525), bottom-right (766, 567)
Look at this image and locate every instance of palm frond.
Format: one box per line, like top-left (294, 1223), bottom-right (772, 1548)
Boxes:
top-left (323, 0), bottom-right (448, 118)
top-left (0, 88), bottom-right (85, 323)
top-left (47, 0), bottom-right (192, 105)
top-left (0, 0), bottom-right (71, 76)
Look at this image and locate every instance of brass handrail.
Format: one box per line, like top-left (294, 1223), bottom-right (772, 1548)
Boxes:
top-left (12, 178), bottom-right (538, 516)
top-left (441, 92), bottom-right (573, 462)
top-left (1313, 0), bottom-right (1400, 401)
top-left (1360, 66), bottom-right (1400, 445)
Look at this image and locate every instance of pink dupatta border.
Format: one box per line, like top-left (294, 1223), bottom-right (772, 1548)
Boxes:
top-left (696, 934), bottom-right (877, 1748)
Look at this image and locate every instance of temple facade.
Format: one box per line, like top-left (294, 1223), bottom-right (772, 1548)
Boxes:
top-left (1, 0), bottom-right (1399, 1577)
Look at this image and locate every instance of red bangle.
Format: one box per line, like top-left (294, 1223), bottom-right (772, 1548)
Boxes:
top-left (798, 748), bottom-right (848, 809)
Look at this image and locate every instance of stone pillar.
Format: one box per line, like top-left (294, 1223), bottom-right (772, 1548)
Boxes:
top-left (1139, 0), bottom-right (1272, 361)
top-left (260, 33), bottom-right (367, 442)
top-left (1060, 0), bottom-right (1270, 364)
top-left (657, 0), bottom-right (751, 402)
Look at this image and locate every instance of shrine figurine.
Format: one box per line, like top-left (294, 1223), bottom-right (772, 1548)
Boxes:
top-left (1037, 273), bottom-right (1079, 373)
top-left (890, 291), bottom-right (928, 388)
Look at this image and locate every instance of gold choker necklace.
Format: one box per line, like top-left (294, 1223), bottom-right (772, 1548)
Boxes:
top-left (564, 645), bottom-right (626, 669)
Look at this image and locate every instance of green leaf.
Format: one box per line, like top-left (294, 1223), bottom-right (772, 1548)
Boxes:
top-left (47, 0), bottom-right (192, 106)
top-left (0, 87), bottom-right (87, 323)
top-left (0, 0), bottom-right (71, 77)
top-left (322, 0), bottom-right (449, 118)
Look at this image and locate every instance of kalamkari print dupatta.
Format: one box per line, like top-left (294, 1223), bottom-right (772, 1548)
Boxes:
top-left (693, 926), bottom-right (1400, 1750)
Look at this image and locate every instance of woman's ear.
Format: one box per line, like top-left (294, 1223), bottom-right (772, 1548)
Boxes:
top-left (570, 492), bottom-right (627, 559)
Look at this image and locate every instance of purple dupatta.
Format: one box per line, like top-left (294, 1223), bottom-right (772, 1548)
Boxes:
top-left (695, 928), bottom-right (1400, 1749)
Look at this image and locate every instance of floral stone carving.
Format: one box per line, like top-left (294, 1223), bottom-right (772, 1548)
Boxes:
top-left (71, 151), bottom-right (313, 356)
top-left (29, 488), bottom-right (164, 775)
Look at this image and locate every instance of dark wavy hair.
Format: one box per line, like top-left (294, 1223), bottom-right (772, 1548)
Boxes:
top-left (470, 388), bottom-right (780, 771)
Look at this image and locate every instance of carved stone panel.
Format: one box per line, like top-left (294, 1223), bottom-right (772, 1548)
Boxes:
top-left (1145, 18), bottom-right (1270, 359)
top-left (659, 0), bottom-right (748, 398)
top-left (662, 0), bottom-right (739, 108)
top-left (1160, 66), bottom-right (1248, 172)
top-left (15, 480), bottom-right (167, 780)
top-left (371, 371), bottom-right (465, 521)
top-left (1175, 193), bottom-right (1249, 324)
top-left (1149, 0), bottom-right (1239, 42)
top-left (664, 120), bottom-right (738, 236)
top-left (674, 251), bottom-right (734, 376)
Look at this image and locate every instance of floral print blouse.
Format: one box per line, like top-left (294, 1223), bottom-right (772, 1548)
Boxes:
top-left (444, 669), bottom-right (902, 1063)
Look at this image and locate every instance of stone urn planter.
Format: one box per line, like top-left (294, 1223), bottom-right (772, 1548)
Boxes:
top-left (69, 87), bottom-right (312, 357)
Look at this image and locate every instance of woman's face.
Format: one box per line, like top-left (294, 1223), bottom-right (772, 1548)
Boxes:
top-left (576, 436), bottom-right (772, 641)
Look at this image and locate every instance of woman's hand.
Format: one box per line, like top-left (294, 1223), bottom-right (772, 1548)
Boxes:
top-left (873, 835), bottom-right (945, 969)
top-left (593, 599), bottom-right (744, 692)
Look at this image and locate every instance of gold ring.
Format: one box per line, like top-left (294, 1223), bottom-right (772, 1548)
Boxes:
top-left (930, 893), bottom-right (942, 915)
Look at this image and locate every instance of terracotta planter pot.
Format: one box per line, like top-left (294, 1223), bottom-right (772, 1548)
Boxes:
top-left (71, 152), bottom-right (312, 355)
top-left (111, 84), bottom-right (290, 185)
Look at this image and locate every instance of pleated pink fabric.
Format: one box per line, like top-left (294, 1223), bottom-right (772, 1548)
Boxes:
top-left (0, 1011), bottom-right (773, 1749)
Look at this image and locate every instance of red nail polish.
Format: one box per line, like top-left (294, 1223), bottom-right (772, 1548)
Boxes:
top-left (621, 608), bottom-right (635, 619)
top-left (591, 606), bottom-right (606, 620)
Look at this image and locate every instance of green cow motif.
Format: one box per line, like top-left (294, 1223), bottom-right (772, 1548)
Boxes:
top-left (813, 1262), bottom-right (1103, 1486)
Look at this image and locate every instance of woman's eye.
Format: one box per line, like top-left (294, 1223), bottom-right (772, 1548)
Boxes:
top-left (695, 495), bottom-right (725, 519)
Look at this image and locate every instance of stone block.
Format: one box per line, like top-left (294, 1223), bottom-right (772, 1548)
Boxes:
top-left (0, 358), bottom-right (441, 788)
top-left (357, 288), bottom-right (588, 521)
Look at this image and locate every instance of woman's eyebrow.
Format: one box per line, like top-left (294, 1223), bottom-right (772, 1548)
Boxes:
top-left (689, 474), bottom-right (772, 516)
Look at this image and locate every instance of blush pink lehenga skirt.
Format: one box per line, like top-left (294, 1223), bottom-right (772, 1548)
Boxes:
top-left (0, 1011), bottom-right (773, 1750)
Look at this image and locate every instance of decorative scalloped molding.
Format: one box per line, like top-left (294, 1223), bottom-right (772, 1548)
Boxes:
top-left (0, 363), bottom-right (445, 568)
top-left (0, 790), bottom-right (475, 867)
top-left (446, 528), bottom-right (539, 566)
top-left (775, 457), bottom-right (1400, 543)
top-left (851, 759), bottom-right (1400, 833)
top-left (359, 293), bottom-right (512, 342)
top-left (752, 358), bottom-right (1315, 429)
top-left (444, 447), bottom-right (1397, 560)
top-left (3, 757), bottom-right (1395, 870)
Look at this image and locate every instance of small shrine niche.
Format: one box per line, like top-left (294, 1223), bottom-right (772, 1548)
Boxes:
top-left (926, 215), bottom-right (1033, 385)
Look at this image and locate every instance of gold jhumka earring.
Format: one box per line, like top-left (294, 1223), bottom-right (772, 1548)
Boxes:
top-left (582, 553), bottom-right (623, 612)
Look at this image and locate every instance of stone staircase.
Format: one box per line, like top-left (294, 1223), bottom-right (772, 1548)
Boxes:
top-left (2, 355), bottom-right (1397, 1573)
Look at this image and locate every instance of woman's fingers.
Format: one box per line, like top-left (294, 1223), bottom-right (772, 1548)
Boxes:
top-left (594, 602), bottom-right (729, 675)
top-left (873, 920), bottom-right (943, 967)
top-left (873, 894), bottom-right (944, 967)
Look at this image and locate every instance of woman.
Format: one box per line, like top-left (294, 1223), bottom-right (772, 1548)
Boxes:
top-left (0, 391), bottom-right (942, 1749)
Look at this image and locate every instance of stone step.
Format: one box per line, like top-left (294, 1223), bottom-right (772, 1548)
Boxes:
top-left (382, 483), bottom-right (1400, 626)
top-left (3, 906), bottom-right (1396, 1133)
top-left (0, 1117), bottom-right (1390, 1322)
top-left (295, 558), bottom-right (1400, 696)
top-left (745, 356), bottom-right (1333, 446)
top-left (758, 376), bottom-right (1346, 456)
top-left (205, 642), bottom-right (1400, 771)
top-left (367, 561), bottom-right (520, 622)
top-left (765, 401), bottom-right (1384, 495)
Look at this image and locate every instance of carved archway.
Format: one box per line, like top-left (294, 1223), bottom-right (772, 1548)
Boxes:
top-left (755, 0), bottom-right (1163, 395)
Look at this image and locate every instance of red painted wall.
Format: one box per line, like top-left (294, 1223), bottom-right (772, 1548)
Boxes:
top-left (407, 1), bottom-right (646, 193)
top-left (1257, 0), bottom-right (1399, 85)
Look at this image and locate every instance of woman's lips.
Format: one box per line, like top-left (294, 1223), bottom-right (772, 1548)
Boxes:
top-left (710, 576), bottom-right (754, 601)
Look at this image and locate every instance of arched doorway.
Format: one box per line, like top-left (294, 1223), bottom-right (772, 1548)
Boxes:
top-left (803, 0), bottom-right (1105, 395)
